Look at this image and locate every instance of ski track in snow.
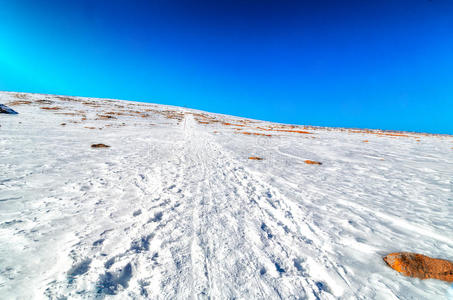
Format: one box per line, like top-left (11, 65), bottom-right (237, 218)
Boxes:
top-left (0, 91), bottom-right (453, 299)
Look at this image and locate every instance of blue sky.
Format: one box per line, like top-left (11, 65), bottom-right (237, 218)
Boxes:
top-left (1, 0), bottom-right (452, 133)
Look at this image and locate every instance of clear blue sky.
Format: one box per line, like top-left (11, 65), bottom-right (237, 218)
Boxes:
top-left (1, 0), bottom-right (452, 133)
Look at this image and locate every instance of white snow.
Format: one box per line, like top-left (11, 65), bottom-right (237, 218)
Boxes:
top-left (0, 91), bottom-right (452, 299)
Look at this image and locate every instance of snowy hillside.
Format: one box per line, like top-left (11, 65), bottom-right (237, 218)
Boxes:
top-left (1, 91), bottom-right (452, 299)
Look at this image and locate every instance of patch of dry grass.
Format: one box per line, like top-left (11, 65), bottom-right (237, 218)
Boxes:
top-left (6, 100), bottom-right (32, 106)
top-left (40, 106), bottom-right (62, 110)
top-left (35, 99), bottom-right (54, 105)
top-left (237, 131), bottom-right (272, 137)
top-left (96, 114), bottom-right (117, 120)
top-left (14, 93), bottom-right (28, 99)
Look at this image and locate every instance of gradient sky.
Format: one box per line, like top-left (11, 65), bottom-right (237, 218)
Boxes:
top-left (1, 0), bottom-right (452, 133)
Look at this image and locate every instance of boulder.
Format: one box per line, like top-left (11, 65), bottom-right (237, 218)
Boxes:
top-left (249, 156), bottom-right (263, 160)
top-left (384, 252), bottom-right (453, 282)
top-left (91, 143), bottom-right (110, 148)
top-left (0, 104), bottom-right (18, 114)
top-left (304, 160), bottom-right (322, 165)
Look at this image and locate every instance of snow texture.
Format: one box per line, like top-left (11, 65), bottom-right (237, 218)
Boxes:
top-left (0, 91), bottom-right (452, 299)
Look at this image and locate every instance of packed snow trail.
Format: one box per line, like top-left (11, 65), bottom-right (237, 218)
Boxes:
top-left (1, 91), bottom-right (453, 299)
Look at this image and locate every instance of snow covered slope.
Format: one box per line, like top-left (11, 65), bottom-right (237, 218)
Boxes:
top-left (1, 91), bottom-right (452, 299)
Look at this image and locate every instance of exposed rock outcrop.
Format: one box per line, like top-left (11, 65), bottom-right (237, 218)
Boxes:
top-left (384, 252), bottom-right (453, 282)
top-left (304, 160), bottom-right (322, 165)
top-left (91, 144), bottom-right (110, 148)
top-left (0, 104), bottom-right (18, 114)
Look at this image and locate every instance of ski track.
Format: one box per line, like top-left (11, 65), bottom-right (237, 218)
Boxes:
top-left (1, 92), bottom-right (453, 299)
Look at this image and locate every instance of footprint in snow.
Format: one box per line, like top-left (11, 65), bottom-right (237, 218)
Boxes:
top-left (260, 222), bottom-right (273, 239)
top-left (97, 262), bottom-right (133, 295)
top-left (67, 258), bottom-right (92, 283)
top-left (274, 262), bottom-right (286, 274)
top-left (93, 238), bottom-right (104, 246)
top-left (130, 234), bottom-right (154, 253)
top-left (316, 281), bottom-right (330, 293)
top-left (149, 211), bottom-right (163, 223)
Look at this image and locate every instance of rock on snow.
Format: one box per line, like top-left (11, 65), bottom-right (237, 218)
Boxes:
top-left (0, 103), bottom-right (18, 114)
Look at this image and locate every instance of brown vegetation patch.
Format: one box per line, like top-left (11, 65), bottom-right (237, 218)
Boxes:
top-left (35, 99), bottom-right (54, 105)
top-left (56, 112), bottom-right (87, 118)
top-left (91, 143), bottom-right (110, 148)
top-left (103, 111), bottom-right (130, 117)
top-left (238, 131), bottom-right (272, 137)
top-left (158, 110), bottom-right (185, 121)
top-left (381, 133), bottom-right (412, 137)
top-left (107, 110), bottom-right (145, 117)
top-left (349, 129), bottom-right (419, 139)
top-left (222, 122), bottom-right (245, 127)
top-left (254, 126), bottom-right (312, 134)
top-left (55, 95), bottom-right (81, 102)
top-left (275, 129), bottom-right (312, 134)
top-left (84, 126), bottom-right (96, 130)
top-left (96, 114), bottom-right (117, 120)
top-left (82, 101), bottom-right (102, 108)
top-left (256, 127), bottom-right (272, 131)
top-left (61, 123), bottom-right (66, 126)
top-left (304, 160), bottom-right (322, 165)
top-left (191, 113), bottom-right (221, 125)
top-left (40, 106), bottom-right (62, 110)
top-left (56, 112), bottom-right (78, 116)
top-left (129, 110), bottom-right (143, 115)
top-left (6, 100), bottom-right (32, 106)
top-left (104, 109), bottom-right (155, 118)
top-left (14, 93), bottom-right (28, 99)
top-left (384, 252), bottom-right (453, 282)
top-left (249, 156), bottom-right (263, 160)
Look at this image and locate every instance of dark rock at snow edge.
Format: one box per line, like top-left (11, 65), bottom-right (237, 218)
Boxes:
top-left (0, 104), bottom-right (18, 114)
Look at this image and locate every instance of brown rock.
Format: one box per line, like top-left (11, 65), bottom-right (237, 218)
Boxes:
top-left (249, 156), bottom-right (263, 160)
top-left (383, 252), bottom-right (453, 282)
top-left (304, 160), bottom-right (322, 165)
top-left (91, 144), bottom-right (110, 148)
top-left (96, 114), bottom-right (117, 120)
